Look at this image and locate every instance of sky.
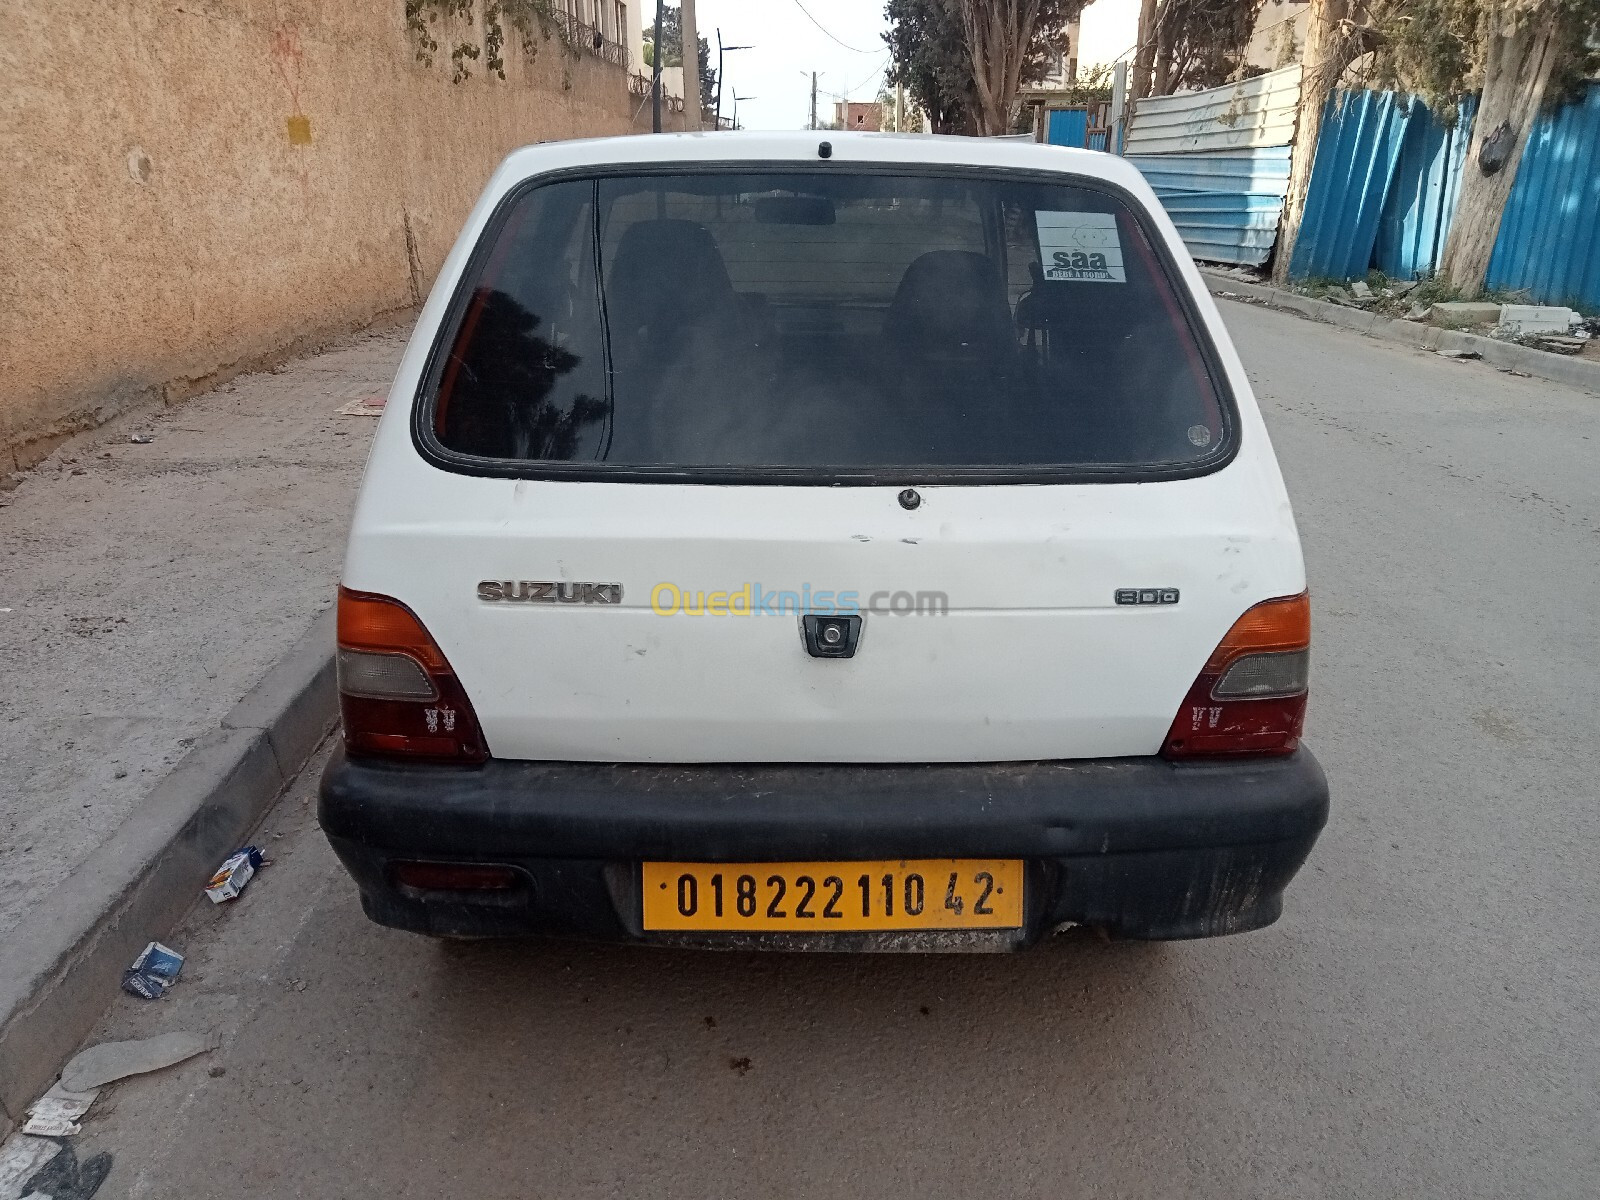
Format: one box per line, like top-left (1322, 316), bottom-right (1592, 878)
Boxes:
top-left (684, 0), bottom-right (1141, 132)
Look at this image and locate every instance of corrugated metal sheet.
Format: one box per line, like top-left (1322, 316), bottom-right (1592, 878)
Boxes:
top-left (1289, 90), bottom-right (1415, 279)
top-left (1129, 147), bottom-right (1292, 265)
top-left (1124, 65), bottom-right (1302, 155)
top-left (1487, 83), bottom-right (1600, 310)
top-left (1047, 108), bottom-right (1090, 148)
top-left (1374, 99), bottom-right (1475, 279)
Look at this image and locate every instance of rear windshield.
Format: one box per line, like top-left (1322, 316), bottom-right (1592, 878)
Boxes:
top-left (424, 168), bottom-right (1230, 478)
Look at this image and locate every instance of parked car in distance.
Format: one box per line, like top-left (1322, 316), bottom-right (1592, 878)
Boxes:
top-left (319, 131), bottom-right (1328, 950)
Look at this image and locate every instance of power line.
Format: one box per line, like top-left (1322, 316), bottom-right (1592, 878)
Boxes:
top-left (816, 53), bottom-right (892, 103)
top-left (788, 0), bottom-right (881, 54)
top-left (842, 52), bottom-right (892, 99)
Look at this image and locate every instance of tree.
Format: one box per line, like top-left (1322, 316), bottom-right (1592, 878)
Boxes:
top-left (960, 0), bottom-right (1087, 135)
top-left (884, 0), bottom-right (1083, 135)
top-left (642, 5), bottom-right (715, 111)
top-left (1131, 0), bottom-right (1267, 101)
top-left (885, 0), bottom-right (980, 133)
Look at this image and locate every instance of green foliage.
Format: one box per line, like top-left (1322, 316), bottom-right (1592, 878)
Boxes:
top-left (884, 0), bottom-right (975, 133)
top-left (1150, 0), bottom-right (1269, 93)
top-left (884, 0), bottom-right (1079, 133)
top-left (406, 0), bottom-right (576, 82)
top-left (1366, 0), bottom-right (1600, 109)
top-left (642, 6), bottom-right (716, 110)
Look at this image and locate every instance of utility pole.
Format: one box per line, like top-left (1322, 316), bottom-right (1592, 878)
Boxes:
top-left (715, 30), bottom-right (752, 131)
top-left (810, 71), bottom-right (818, 131)
top-left (679, 0), bottom-right (702, 131)
top-left (894, 83), bottom-right (904, 133)
top-left (650, 0), bottom-right (664, 133)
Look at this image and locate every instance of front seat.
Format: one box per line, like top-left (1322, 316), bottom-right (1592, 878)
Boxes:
top-left (883, 250), bottom-right (1016, 365)
top-left (880, 250), bottom-right (1017, 463)
top-left (604, 218), bottom-right (737, 358)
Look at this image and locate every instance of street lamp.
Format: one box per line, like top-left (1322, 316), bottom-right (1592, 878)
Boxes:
top-left (715, 30), bottom-right (752, 130)
top-left (731, 93), bottom-right (756, 130)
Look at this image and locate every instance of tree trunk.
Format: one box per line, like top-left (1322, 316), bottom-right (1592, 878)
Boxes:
top-left (1438, 2), bottom-right (1560, 296)
top-left (1272, 0), bottom-right (1350, 285)
top-left (1152, 7), bottom-right (1178, 96)
top-left (961, 0), bottom-right (1045, 136)
top-left (1131, 0), bottom-right (1159, 102)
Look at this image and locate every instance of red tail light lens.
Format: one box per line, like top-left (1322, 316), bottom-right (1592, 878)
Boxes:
top-left (391, 862), bottom-right (519, 891)
top-left (336, 588), bottom-right (487, 763)
top-left (1162, 592), bottom-right (1310, 760)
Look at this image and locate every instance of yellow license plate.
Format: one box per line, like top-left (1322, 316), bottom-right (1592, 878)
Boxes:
top-left (641, 860), bottom-right (1023, 932)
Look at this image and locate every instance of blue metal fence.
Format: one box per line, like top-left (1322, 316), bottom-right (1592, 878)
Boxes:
top-left (1289, 90), bottom-right (1415, 279)
top-left (1486, 84), bottom-right (1600, 310)
top-left (1047, 108), bottom-right (1090, 148)
top-left (1374, 99), bottom-right (1475, 279)
top-left (1289, 83), bottom-right (1600, 308)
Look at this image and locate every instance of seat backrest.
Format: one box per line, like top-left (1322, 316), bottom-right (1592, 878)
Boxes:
top-left (882, 250), bottom-right (1014, 364)
top-left (604, 219), bottom-right (735, 346)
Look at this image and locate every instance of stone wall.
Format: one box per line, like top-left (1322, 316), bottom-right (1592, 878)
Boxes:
top-left (0, 0), bottom-right (672, 472)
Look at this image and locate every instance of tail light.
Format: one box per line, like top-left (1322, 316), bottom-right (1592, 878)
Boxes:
top-left (1162, 592), bottom-right (1310, 760)
top-left (336, 587), bottom-right (487, 763)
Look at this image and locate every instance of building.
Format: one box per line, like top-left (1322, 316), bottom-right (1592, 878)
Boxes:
top-left (832, 101), bottom-right (882, 132)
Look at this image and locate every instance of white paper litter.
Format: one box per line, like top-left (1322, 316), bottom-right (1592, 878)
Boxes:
top-left (21, 1085), bottom-right (100, 1137)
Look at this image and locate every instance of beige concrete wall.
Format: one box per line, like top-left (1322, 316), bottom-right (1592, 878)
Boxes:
top-left (0, 0), bottom-right (673, 472)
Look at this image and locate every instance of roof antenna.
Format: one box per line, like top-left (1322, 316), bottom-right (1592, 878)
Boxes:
top-left (817, 140), bottom-right (833, 159)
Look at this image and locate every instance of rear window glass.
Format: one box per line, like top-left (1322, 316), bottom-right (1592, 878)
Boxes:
top-left (426, 169), bottom-right (1229, 476)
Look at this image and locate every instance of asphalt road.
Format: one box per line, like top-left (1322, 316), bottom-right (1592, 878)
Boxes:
top-left (49, 300), bottom-right (1600, 1198)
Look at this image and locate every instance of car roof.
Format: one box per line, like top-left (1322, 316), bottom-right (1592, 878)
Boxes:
top-left (486, 130), bottom-right (1150, 201)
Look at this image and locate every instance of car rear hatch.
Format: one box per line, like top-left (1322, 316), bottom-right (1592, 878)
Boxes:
top-left (341, 150), bottom-right (1306, 764)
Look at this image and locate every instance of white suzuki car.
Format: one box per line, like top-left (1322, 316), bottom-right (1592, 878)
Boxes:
top-left (320, 131), bottom-right (1327, 949)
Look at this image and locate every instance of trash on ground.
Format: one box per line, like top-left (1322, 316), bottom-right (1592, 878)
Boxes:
top-left (205, 845), bottom-right (266, 903)
top-left (120, 940), bottom-right (185, 999)
top-left (1436, 348), bottom-right (1482, 359)
top-left (128, 432), bottom-right (154, 444)
top-left (60, 1030), bottom-right (218, 1092)
top-left (1387, 279), bottom-right (1418, 296)
top-left (12, 1140), bottom-right (112, 1200)
top-left (0, 1134), bottom-right (62, 1193)
top-left (21, 1083), bottom-right (100, 1137)
top-left (336, 394), bottom-right (387, 416)
top-left (1349, 280), bottom-right (1374, 303)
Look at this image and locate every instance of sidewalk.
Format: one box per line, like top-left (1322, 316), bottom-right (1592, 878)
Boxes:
top-left (0, 325), bottom-right (406, 943)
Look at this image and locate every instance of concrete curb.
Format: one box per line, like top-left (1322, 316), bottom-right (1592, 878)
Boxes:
top-left (0, 608), bottom-right (337, 1136)
top-left (1200, 272), bottom-right (1600, 396)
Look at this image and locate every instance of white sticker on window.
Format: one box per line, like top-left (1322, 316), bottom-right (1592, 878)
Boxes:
top-left (1036, 211), bottom-right (1126, 283)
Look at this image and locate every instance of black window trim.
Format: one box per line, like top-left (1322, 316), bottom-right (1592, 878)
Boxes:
top-left (410, 160), bottom-right (1242, 486)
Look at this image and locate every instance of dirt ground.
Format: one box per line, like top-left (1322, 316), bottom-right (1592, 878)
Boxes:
top-left (0, 325), bottom-right (405, 940)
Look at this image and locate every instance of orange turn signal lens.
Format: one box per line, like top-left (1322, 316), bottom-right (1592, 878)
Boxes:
top-left (1202, 591), bottom-right (1310, 671)
top-left (337, 588), bottom-right (451, 672)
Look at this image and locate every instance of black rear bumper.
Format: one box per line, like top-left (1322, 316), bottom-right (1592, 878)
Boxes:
top-left (318, 748), bottom-right (1329, 945)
